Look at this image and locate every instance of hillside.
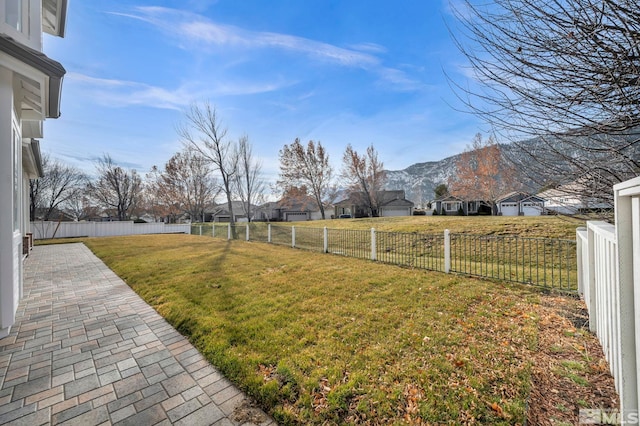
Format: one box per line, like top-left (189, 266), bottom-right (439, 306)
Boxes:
top-left (383, 131), bottom-right (639, 206)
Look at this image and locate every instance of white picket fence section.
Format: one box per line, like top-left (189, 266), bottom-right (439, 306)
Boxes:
top-left (30, 221), bottom-right (190, 240)
top-left (576, 176), bottom-right (640, 419)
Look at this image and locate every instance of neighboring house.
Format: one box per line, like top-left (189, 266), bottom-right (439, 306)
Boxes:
top-left (496, 192), bottom-right (545, 216)
top-left (538, 184), bottom-right (611, 215)
top-left (207, 201), bottom-right (257, 222)
top-left (32, 206), bottom-right (75, 221)
top-left (334, 190), bottom-right (414, 218)
top-left (433, 195), bottom-right (491, 215)
top-left (256, 196), bottom-right (327, 222)
top-left (1, 0), bottom-right (68, 337)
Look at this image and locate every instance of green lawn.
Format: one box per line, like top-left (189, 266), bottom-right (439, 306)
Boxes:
top-left (81, 234), bottom-right (543, 424)
top-left (193, 215), bottom-right (582, 292)
top-left (272, 215), bottom-right (585, 239)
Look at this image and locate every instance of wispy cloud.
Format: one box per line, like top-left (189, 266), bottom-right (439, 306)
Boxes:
top-left (67, 72), bottom-right (289, 110)
top-left (116, 6), bottom-right (423, 91)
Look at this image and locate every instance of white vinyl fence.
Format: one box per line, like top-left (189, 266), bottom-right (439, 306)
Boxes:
top-left (576, 176), bottom-right (640, 420)
top-left (30, 221), bottom-right (190, 240)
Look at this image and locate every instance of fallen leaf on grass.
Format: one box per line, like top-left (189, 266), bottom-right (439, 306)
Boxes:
top-left (490, 402), bottom-right (503, 415)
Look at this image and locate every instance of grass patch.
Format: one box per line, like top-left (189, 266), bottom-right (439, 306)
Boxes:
top-left (80, 234), bottom-right (544, 424)
top-left (288, 215), bottom-right (585, 239)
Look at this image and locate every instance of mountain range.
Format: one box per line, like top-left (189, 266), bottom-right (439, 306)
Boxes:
top-left (383, 130), bottom-right (639, 207)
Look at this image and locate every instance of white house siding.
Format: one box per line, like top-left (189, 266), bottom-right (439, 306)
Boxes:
top-left (0, 0), bottom-right (66, 337)
top-left (0, 67), bottom-right (22, 337)
top-left (310, 210), bottom-right (324, 221)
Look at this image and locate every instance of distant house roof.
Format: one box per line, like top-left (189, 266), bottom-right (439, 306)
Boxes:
top-left (381, 198), bottom-right (414, 207)
top-left (434, 195), bottom-right (464, 202)
top-left (277, 195), bottom-right (321, 212)
top-left (496, 192), bottom-right (544, 204)
top-left (336, 190), bottom-right (412, 206)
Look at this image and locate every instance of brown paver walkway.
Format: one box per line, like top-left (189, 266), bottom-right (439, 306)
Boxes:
top-left (0, 243), bottom-right (274, 425)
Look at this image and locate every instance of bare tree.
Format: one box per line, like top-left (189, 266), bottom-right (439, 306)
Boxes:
top-left (448, 133), bottom-right (518, 214)
top-left (149, 147), bottom-right (220, 222)
top-left (178, 102), bottom-right (238, 225)
top-left (29, 155), bottom-right (87, 221)
top-left (277, 138), bottom-right (333, 219)
top-left (340, 144), bottom-right (386, 217)
top-left (88, 154), bottom-right (142, 221)
top-left (64, 194), bottom-right (99, 222)
top-left (450, 0), bottom-right (640, 206)
top-left (232, 135), bottom-right (265, 222)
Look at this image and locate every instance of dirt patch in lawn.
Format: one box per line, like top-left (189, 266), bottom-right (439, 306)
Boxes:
top-left (527, 294), bottom-right (619, 425)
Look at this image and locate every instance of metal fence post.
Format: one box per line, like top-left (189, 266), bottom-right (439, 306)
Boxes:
top-left (227, 223), bottom-right (231, 240)
top-left (444, 229), bottom-right (451, 273)
top-left (212, 223), bottom-right (215, 237)
top-left (371, 228), bottom-right (377, 261)
top-left (268, 223), bottom-right (272, 243)
top-left (292, 226), bottom-right (296, 248)
top-left (246, 224), bottom-right (250, 241)
top-left (323, 227), bottom-right (328, 253)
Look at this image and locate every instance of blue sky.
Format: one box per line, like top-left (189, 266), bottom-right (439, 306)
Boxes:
top-left (42, 0), bottom-right (483, 182)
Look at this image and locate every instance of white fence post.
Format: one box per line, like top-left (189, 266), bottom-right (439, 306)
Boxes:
top-left (246, 224), bottom-right (250, 241)
top-left (586, 225), bottom-right (597, 332)
top-left (227, 223), bottom-right (231, 240)
top-left (199, 225), bottom-right (202, 236)
top-left (268, 224), bottom-right (272, 243)
top-left (323, 227), bottom-right (328, 253)
top-left (613, 177), bottom-right (640, 415)
top-left (444, 229), bottom-right (451, 273)
top-left (371, 228), bottom-right (377, 261)
top-left (576, 227), bottom-right (586, 296)
top-left (292, 226), bottom-right (296, 248)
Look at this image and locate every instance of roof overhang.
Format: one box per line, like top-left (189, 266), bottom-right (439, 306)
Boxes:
top-left (0, 34), bottom-right (66, 126)
top-left (22, 139), bottom-right (44, 179)
top-left (42, 0), bottom-right (68, 38)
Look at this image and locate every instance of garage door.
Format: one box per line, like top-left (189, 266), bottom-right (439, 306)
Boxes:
top-left (522, 202), bottom-right (543, 216)
top-left (381, 208), bottom-right (408, 217)
top-left (286, 212), bottom-right (308, 221)
top-left (500, 203), bottom-right (519, 216)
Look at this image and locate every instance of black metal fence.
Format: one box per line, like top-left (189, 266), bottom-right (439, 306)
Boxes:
top-left (191, 223), bottom-right (577, 292)
top-left (450, 234), bottom-right (576, 292)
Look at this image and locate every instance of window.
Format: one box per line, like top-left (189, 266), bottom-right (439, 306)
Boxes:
top-left (3, 0), bottom-right (29, 38)
top-left (5, 0), bottom-right (22, 31)
top-left (444, 202), bottom-right (459, 211)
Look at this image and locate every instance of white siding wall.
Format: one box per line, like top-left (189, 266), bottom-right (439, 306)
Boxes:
top-left (0, 68), bottom-right (19, 337)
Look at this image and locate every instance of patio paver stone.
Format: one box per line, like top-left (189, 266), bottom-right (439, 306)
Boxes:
top-left (0, 243), bottom-right (273, 426)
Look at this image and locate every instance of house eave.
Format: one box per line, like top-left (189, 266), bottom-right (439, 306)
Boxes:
top-left (22, 139), bottom-right (44, 179)
top-left (42, 0), bottom-right (69, 38)
top-left (0, 34), bottom-right (66, 119)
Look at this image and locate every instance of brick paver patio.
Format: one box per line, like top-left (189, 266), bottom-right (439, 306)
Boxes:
top-left (0, 243), bottom-right (274, 425)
